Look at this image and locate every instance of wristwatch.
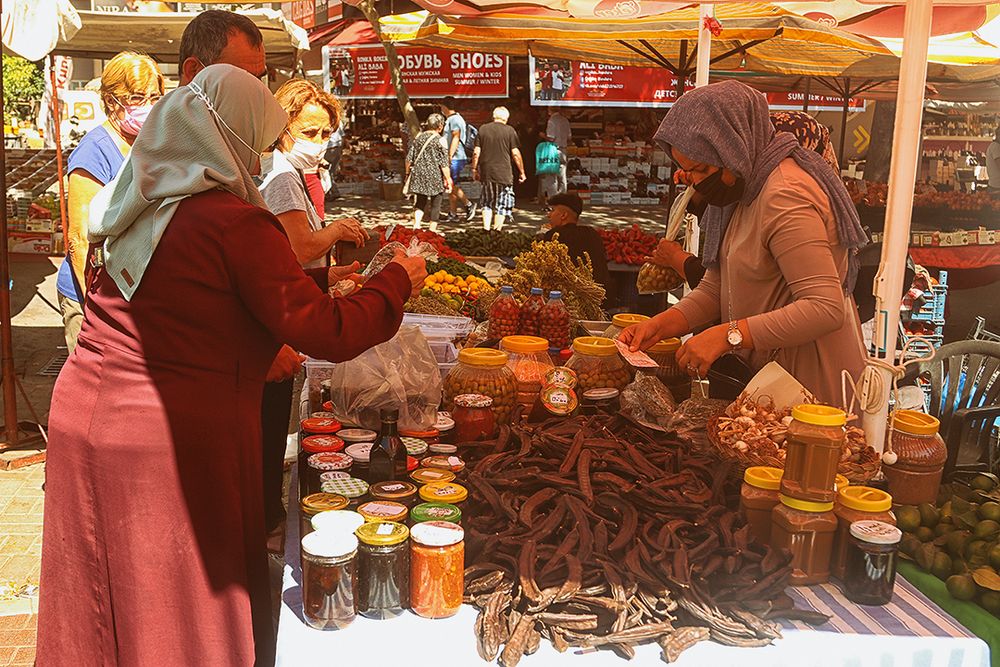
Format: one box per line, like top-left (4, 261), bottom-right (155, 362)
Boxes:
top-left (726, 320), bottom-right (744, 352)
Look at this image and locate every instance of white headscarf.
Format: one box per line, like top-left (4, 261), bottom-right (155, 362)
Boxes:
top-left (89, 63), bottom-right (288, 301)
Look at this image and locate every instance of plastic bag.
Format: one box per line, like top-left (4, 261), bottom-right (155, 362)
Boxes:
top-left (362, 237), bottom-right (440, 281)
top-left (620, 372), bottom-right (677, 430)
top-left (325, 326), bottom-right (442, 431)
top-left (667, 396), bottom-right (730, 432)
top-left (636, 186), bottom-right (694, 294)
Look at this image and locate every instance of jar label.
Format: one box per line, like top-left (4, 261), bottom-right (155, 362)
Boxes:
top-left (447, 455), bottom-right (463, 467)
top-left (377, 523), bottom-right (395, 535)
top-left (362, 502), bottom-right (404, 517)
top-left (320, 471), bottom-right (351, 481)
top-left (850, 520), bottom-right (902, 545)
top-left (424, 507), bottom-right (454, 518)
top-left (379, 483), bottom-right (407, 492)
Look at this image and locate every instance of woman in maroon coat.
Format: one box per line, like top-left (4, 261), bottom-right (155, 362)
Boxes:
top-left (37, 65), bottom-right (426, 666)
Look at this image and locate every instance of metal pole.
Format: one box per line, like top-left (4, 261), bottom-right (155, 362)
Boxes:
top-left (802, 78), bottom-right (811, 112)
top-left (0, 40), bottom-right (20, 447)
top-left (862, 0), bottom-right (933, 454)
top-left (695, 4), bottom-right (713, 88)
top-left (838, 77), bottom-right (851, 166)
top-left (50, 64), bottom-right (68, 262)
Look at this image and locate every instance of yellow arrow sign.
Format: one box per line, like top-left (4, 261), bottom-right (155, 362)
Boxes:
top-left (854, 126), bottom-right (871, 153)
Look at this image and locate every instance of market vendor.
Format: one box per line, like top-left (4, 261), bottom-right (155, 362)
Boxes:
top-left (36, 65), bottom-right (427, 666)
top-left (620, 82), bottom-right (868, 404)
top-left (542, 192), bottom-right (610, 289)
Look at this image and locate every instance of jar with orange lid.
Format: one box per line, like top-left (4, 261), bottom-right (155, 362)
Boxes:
top-left (565, 337), bottom-right (631, 393)
top-left (602, 313), bottom-right (649, 340)
top-left (646, 338), bottom-right (689, 401)
top-left (770, 494), bottom-right (838, 585)
top-left (882, 410), bottom-right (946, 507)
top-left (780, 405), bottom-right (846, 503)
top-left (300, 417), bottom-right (342, 437)
top-left (501, 335), bottom-right (555, 407)
top-left (443, 348), bottom-right (517, 424)
top-left (832, 486), bottom-right (895, 580)
top-left (401, 429), bottom-right (440, 447)
top-left (300, 493), bottom-right (349, 537)
top-left (740, 466), bottom-right (783, 545)
top-left (299, 436), bottom-right (346, 496)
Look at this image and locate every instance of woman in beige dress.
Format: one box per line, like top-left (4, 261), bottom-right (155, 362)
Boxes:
top-left (620, 82), bottom-right (868, 404)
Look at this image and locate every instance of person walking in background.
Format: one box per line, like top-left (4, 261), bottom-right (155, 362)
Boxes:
top-left (439, 97), bottom-right (475, 222)
top-left (472, 106), bottom-right (526, 232)
top-left (324, 121), bottom-right (346, 202)
top-left (544, 106), bottom-right (571, 197)
top-left (405, 113), bottom-right (453, 232)
top-left (988, 126), bottom-right (1000, 195)
top-left (58, 51), bottom-right (164, 354)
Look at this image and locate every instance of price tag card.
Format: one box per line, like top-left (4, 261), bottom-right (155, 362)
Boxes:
top-left (613, 340), bottom-right (658, 368)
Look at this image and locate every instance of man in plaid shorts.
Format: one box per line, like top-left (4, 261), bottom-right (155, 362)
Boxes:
top-left (471, 106), bottom-right (526, 231)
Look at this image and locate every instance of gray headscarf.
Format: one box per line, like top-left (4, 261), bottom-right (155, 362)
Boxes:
top-left (89, 64), bottom-right (288, 301)
top-left (653, 81), bottom-right (867, 292)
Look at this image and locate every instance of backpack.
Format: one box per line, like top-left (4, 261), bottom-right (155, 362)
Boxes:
top-left (535, 141), bottom-right (561, 175)
top-left (463, 122), bottom-right (478, 157)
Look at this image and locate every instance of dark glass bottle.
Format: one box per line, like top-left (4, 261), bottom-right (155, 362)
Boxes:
top-left (369, 409), bottom-right (406, 483)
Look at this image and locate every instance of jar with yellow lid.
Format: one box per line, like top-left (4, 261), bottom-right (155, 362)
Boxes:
top-left (300, 492), bottom-right (349, 538)
top-left (355, 521), bottom-right (410, 619)
top-left (646, 338), bottom-right (689, 401)
top-left (410, 467), bottom-right (456, 485)
top-left (443, 348), bottom-right (517, 424)
top-left (565, 337), bottom-right (631, 393)
top-left (740, 466), bottom-right (783, 545)
top-left (832, 486), bottom-right (895, 580)
top-left (780, 405), bottom-right (846, 504)
top-left (883, 410), bottom-right (946, 507)
top-left (500, 335), bottom-right (555, 407)
top-left (419, 481), bottom-right (468, 510)
top-left (602, 313), bottom-right (649, 340)
top-left (770, 494), bottom-right (838, 585)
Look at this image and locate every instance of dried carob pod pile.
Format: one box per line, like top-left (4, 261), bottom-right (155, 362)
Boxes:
top-left (459, 414), bottom-right (828, 665)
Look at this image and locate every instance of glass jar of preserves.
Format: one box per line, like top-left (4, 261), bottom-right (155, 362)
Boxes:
top-left (420, 455), bottom-right (466, 479)
top-left (770, 494), bottom-right (838, 585)
top-left (580, 388), bottom-right (621, 415)
top-left (519, 287), bottom-right (545, 336)
top-left (411, 502), bottom-right (463, 526)
top-left (539, 291), bottom-right (571, 350)
top-left (410, 467), bottom-right (456, 485)
top-left (338, 428), bottom-right (377, 446)
top-left (452, 394), bottom-right (496, 442)
top-left (844, 520), bottom-right (902, 606)
top-left (401, 437), bottom-right (429, 459)
top-left (369, 480), bottom-right (419, 508)
top-left (832, 486), bottom-right (895, 581)
top-left (344, 443), bottom-right (373, 483)
top-left (739, 466), bottom-right (783, 545)
top-left (565, 337), bottom-right (631, 393)
top-left (882, 410), bottom-right (946, 507)
top-left (311, 509), bottom-right (364, 536)
top-left (501, 335), bottom-right (555, 408)
top-left (355, 521), bottom-right (410, 619)
top-left (645, 338), bottom-right (688, 401)
top-left (320, 477), bottom-right (370, 510)
top-left (301, 417), bottom-right (342, 437)
top-left (488, 285), bottom-right (521, 340)
top-left (402, 428), bottom-right (439, 445)
top-left (301, 531), bottom-right (358, 631)
top-left (410, 521), bottom-right (465, 619)
top-left (305, 452), bottom-right (352, 497)
top-left (418, 481), bottom-right (468, 512)
top-left (429, 443), bottom-right (458, 456)
top-left (602, 313), bottom-right (649, 340)
top-left (443, 349), bottom-right (517, 424)
top-left (780, 405), bottom-right (846, 503)
top-left (358, 500), bottom-right (409, 524)
top-left (300, 493), bottom-right (349, 538)
top-left (299, 436), bottom-right (346, 496)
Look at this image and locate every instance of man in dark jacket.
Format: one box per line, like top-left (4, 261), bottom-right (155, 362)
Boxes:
top-left (542, 192), bottom-right (610, 289)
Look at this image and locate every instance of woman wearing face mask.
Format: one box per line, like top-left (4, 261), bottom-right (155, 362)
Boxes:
top-left (620, 82), bottom-right (868, 404)
top-left (37, 64), bottom-right (427, 665)
top-left (404, 112), bottom-right (453, 232)
top-left (56, 51), bottom-right (163, 353)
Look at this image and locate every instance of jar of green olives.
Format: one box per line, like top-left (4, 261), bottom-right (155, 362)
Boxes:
top-left (565, 337), bottom-right (631, 393)
top-left (443, 348), bottom-right (517, 424)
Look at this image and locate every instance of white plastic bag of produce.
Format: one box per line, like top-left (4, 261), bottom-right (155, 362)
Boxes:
top-left (361, 237), bottom-right (440, 281)
top-left (325, 326), bottom-right (442, 431)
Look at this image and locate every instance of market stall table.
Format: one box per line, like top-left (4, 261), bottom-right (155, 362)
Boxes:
top-left (909, 245), bottom-right (1000, 290)
top-left (276, 464), bottom-right (989, 667)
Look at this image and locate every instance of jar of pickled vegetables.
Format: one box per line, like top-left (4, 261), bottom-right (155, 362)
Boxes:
top-left (452, 394), bottom-right (496, 442)
top-left (300, 493), bottom-right (349, 538)
top-left (602, 313), bottom-right (649, 339)
top-left (539, 291), bottom-right (571, 350)
top-left (410, 521), bottom-right (465, 619)
top-left (565, 336), bottom-right (631, 393)
top-left (488, 286), bottom-right (520, 340)
top-left (501, 335), bottom-right (554, 408)
top-left (519, 287), bottom-right (545, 336)
top-left (646, 338), bottom-right (688, 401)
top-left (301, 531), bottom-right (358, 630)
top-left (443, 348), bottom-right (517, 424)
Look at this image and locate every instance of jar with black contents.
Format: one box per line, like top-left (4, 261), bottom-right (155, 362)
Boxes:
top-left (300, 531), bottom-right (358, 631)
top-left (355, 521), bottom-right (410, 619)
top-left (844, 520), bottom-right (902, 605)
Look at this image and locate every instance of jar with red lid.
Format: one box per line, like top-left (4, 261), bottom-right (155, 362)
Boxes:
top-left (304, 451), bottom-right (352, 497)
top-left (739, 466), bottom-right (782, 545)
top-left (519, 287), bottom-right (545, 336)
top-left (832, 486), bottom-right (895, 581)
top-left (488, 286), bottom-right (521, 340)
top-left (539, 291), bottom-right (571, 350)
top-left (301, 417), bottom-right (342, 437)
top-left (401, 429), bottom-right (440, 446)
top-left (452, 394), bottom-right (496, 443)
top-left (882, 410), bottom-right (946, 507)
top-left (299, 435), bottom-right (345, 496)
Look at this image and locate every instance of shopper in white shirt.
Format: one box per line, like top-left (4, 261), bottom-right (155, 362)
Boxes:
top-left (544, 107), bottom-right (571, 197)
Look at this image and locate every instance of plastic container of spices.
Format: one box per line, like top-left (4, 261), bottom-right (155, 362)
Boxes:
top-left (358, 500), bottom-right (409, 524)
top-left (418, 481), bottom-right (468, 511)
top-left (411, 502), bottom-right (463, 526)
top-left (299, 437), bottom-right (346, 496)
top-left (452, 394), bottom-right (496, 443)
top-left (305, 451), bottom-right (352, 497)
top-left (882, 410), bottom-right (947, 507)
top-left (410, 521), bottom-right (465, 619)
top-left (565, 337), bottom-right (631, 393)
top-left (501, 335), bottom-right (555, 408)
top-left (580, 388), bottom-right (621, 415)
top-left (739, 466), bottom-right (783, 546)
top-left (832, 486), bottom-right (895, 581)
top-left (344, 443), bottom-right (374, 483)
top-left (355, 521), bottom-right (410, 619)
top-left (338, 428), bottom-right (377, 445)
top-left (321, 477), bottom-right (370, 509)
top-left (300, 493), bottom-right (349, 538)
top-left (311, 509), bottom-right (365, 536)
top-left (602, 313), bottom-right (649, 340)
top-left (780, 405), bottom-right (846, 503)
top-left (645, 338), bottom-right (688, 401)
top-left (770, 494), bottom-right (838, 585)
top-left (539, 291), bottom-right (571, 350)
top-left (844, 520), bottom-right (902, 605)
top-left (443, 349), bottom-right (517, 425)
top-left (301, 417), bottom-right (342, 437)
top-left (488, 286), bottom-right (521, 340)
top-left (301, 531), bottom-right (358, 630)
top-left (410, 467), bottom-right (456, 485)
top-left (369, 480), bottom-right (419, 508)
top-left (519, 287), bottom-right (545, 336)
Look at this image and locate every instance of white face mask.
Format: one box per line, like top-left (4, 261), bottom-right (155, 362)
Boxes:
top-left (284, 131), bottom-right (325, 171)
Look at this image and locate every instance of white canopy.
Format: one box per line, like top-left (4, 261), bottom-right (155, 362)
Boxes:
top-left (1, 0), bottom-right (80, 62)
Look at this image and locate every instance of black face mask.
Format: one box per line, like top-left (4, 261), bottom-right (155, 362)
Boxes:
top-left (693, 169), bottom-right (745, 207)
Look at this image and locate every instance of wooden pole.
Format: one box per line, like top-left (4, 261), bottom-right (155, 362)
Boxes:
top-left (51, 65), bottom-right (68, 262)
top-left (0, 45), bottom-right (20, 447)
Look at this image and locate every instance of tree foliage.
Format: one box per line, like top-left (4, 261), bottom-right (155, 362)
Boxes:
top-left (2, 55), bottom-right (45, 125)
